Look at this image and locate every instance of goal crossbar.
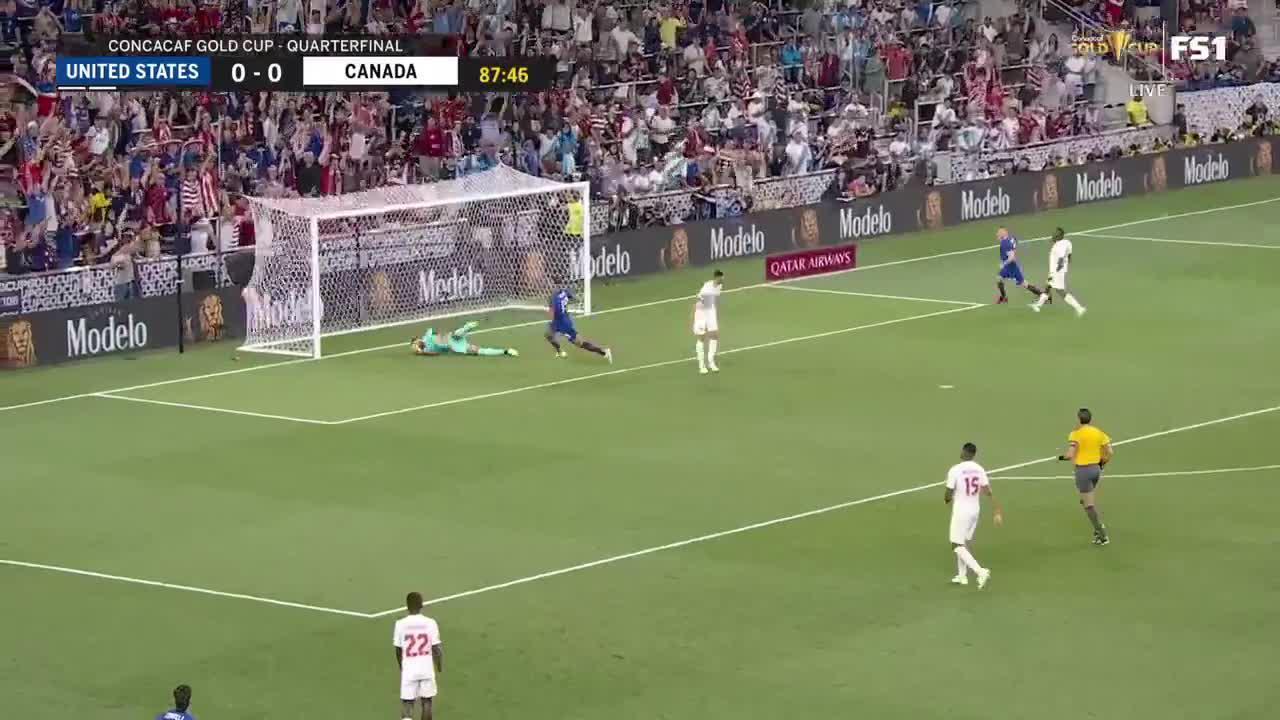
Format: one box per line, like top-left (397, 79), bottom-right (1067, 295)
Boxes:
top-left (238, 166), bottom-right (592, 359)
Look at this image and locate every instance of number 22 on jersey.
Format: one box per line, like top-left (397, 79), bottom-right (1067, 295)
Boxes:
top-left (404, 633), bottom-right (434, 658)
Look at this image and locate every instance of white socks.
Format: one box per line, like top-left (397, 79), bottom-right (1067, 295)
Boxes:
top-left (1063, 293), bottom-right (1084, 313)
top-left (707, 338), bottom-right (718, 367)
top-left (955, 546), bottom-right (984, 574)
top-left (956, 555), bottom-right (968, 579)
top-left (695, 340), bottom-right (706, 370)
top-left (1034, 292), bottom-right (1048, 308)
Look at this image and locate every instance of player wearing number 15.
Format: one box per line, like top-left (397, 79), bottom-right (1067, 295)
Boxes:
top-left (393, 592), bottom-right (444, 720)
top-left (944, 443), bottom-right (1003, 589)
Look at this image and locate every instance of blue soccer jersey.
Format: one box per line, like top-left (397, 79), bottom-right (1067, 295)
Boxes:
top-left (549, 289), bottom-right (578, 340)
top-left (998, 234), bottom-right (1024, 283)
top-left (156, 711), bottom-right (195, 720)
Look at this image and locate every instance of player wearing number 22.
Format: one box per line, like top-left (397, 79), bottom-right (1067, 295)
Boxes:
top-left (944, 443), bottom-right (1003, 589)
top-left (394, 592), bottom-right (444, 720)
top-left (545, 288), bottom-right (612, 362)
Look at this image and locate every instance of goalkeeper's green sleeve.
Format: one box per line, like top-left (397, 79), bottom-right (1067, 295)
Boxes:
top-left (476, 347), bottom-right (506, 357)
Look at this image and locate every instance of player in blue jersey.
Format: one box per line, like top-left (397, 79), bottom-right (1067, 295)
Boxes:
top-left (155, 684), bottom-right (196, 720)
top-left (411, 320), bottom-right (519, 357)
top-left (995, 227), bottom-right (1047, 305)
top-left (545, 288), bottom-right (613, 363)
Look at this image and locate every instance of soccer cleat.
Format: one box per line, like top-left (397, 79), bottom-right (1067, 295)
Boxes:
top-left (1093, 535), bottom-right (1110, 546)
top-left (976, 568), bottom-right (991, 589)
top-left (951, 575), bottom-right (969, 586)
top-left (1076, 306), bottom-right (1087, 318)
top-left (995, 296), bottom-right (1008, 304)
top-left (699, 366), bottom-right (709, 375)
top-left (1029, 303), bottom-right (1041, 313)
top-left (506, 348), bottom-right (520, 357)
top-left (604, 348), bottom-right (613, 364)
top-left (709, 364), bottom-right (720, 373)
top-left (556, 350), bottom-right (567, 359)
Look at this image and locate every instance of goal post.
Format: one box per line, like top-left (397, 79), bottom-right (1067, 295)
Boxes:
top-left (238, 166), bottom-right (592, 359)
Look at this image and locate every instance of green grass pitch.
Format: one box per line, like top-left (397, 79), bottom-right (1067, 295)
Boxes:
top-left (3, 178), bottom-right (1280, 719)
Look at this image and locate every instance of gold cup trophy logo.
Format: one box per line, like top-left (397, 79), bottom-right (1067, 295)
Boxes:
top-left (1, 319), bottom-right (36, 368)
top-left (1255, 140), bottom-right (1273, 176)
top-left (1072, 29), bottom-right (1160, 62)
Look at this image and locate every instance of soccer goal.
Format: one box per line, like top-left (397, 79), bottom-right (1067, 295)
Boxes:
top-left (238, 166), bottom-right (592, 358)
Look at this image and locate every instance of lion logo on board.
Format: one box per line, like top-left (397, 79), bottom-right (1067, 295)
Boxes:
top-left (2, 320), bottom-right (36, 368)
top-left (199, 294), bottom-right (225, 341)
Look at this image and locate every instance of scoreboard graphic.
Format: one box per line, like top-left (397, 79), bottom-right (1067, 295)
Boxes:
top-left (54, 35), bottom-right (555, 92)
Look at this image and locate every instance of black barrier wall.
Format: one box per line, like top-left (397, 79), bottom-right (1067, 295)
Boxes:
top-left (596, 138), bottom-right (1279, 278)
top-left (0, 288), bottom-right (246, 369)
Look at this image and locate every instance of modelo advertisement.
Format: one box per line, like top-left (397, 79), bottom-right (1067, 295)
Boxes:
top-left (594, 137), bottom-right (1279, 280)
top-left (0, 288), bottom-right (245, 369)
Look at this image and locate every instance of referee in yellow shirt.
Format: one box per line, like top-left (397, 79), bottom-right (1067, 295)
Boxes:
top-left (1059, 408), bottom-right (1113, 545)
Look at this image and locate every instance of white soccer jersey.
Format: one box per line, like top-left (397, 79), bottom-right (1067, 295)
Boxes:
top-left (697, 281), bottom-right (721, 311)
top-left (393, 614), bottom-right (442, 682)
top-left (1048, 238), bottom-right (1073, 275)
top-left (946, 460), bottom-right (990, 515)
top-left (693, 280), bottom-right (721, 334)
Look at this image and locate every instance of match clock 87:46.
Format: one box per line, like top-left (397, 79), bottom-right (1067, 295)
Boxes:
top-left (460, 58), bottom-right (554, 90)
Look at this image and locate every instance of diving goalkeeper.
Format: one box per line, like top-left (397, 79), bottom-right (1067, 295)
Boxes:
top-left (411, 321), bottom-right (519, 357)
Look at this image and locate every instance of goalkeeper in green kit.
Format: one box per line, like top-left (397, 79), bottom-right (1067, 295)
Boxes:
top-left (411, 321), bottom-right (519, 357)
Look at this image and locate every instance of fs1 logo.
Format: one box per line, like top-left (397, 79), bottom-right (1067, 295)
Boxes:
top-left (1170, 35), bottom-right (1227, 61)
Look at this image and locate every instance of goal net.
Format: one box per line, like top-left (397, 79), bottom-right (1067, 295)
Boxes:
top-left (239, 166), bottom-right (591, 358)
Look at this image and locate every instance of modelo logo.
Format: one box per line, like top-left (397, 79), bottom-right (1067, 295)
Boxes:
top-left (1183, 153), bottom-right (1230, 185)
top-left (67, 313), bottom-right (148, 357)
top-left (419, 266), bottom-right (485, 305)
top-left (246, 289), bottom-right (317, 332)
top-left (961, 187), bottom-right (1011, 221)
top-left (709, 225), bottom-right (766, 260)
top-left (571, 245), bottom-right (631, 280)
top-left (838, 204), bottom-right (892, 239)
top-left (1075, 170), bottom-right (1123, 203)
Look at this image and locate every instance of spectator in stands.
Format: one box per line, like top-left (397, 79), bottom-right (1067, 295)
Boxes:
top-left (1126, 96), bottom-right (1152, 127)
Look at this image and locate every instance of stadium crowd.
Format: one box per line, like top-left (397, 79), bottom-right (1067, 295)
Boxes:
top-left (1, 0), bottom-right (1277, 275)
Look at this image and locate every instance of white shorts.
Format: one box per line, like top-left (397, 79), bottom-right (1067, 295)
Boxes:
top-left (949, 510), bottom-right (979, 545)
top-left (1049, 271), bottom-right (1068, 291)
top-left (693, 309), bottom-right (718, 335)
top-left (400, 677), bottom-right (438, 701)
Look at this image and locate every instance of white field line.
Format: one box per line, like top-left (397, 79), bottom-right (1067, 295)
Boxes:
top-left (5, 403), bottom-right (1276, 617)
top-left (365, 402), bottom-right (1280, 614)
top-left (93, 393), bottom-right (337, 425)
top-left (331, 304), bottom-right (984, 425)
top-left (0, 559), bottom-right (373, 618)
top-left (765, 284), bottom-right (977, 306)
top-left (995, 463), bottom-right (1280, 481)
top-left (4, 193), bottom-right (1278, 416)
top-left (1079, 233), bottom-right (1280, 250)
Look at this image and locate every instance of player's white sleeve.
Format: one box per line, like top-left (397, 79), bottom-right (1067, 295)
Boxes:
top-left (429, 619), bottom-right (442, 646)
top-left (945, 467), bottom-right (958, 491)
top-left (392, 622), bottom-right (404, 648)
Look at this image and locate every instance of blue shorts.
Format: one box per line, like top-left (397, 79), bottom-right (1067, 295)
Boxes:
top-left (548, 319), bottom-right (578, 342)
top-left (999, 263), bottom-right (1025, 284)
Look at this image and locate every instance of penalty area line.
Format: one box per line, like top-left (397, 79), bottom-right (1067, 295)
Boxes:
top-left (330, 304), bottom-right (984, 425)
top-left (995, 463), bottom-right (1280, 480)
top-left (0, 559), bottom-right (375, 618)
top-left (93, 393), bottom-right (337, 425)
top-left (764, 284), bottom-right (979, 306)
top-left (1078, 233), bottom-right (1280, 250)
top-left (364, 402), bottom-right (1280, 616)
